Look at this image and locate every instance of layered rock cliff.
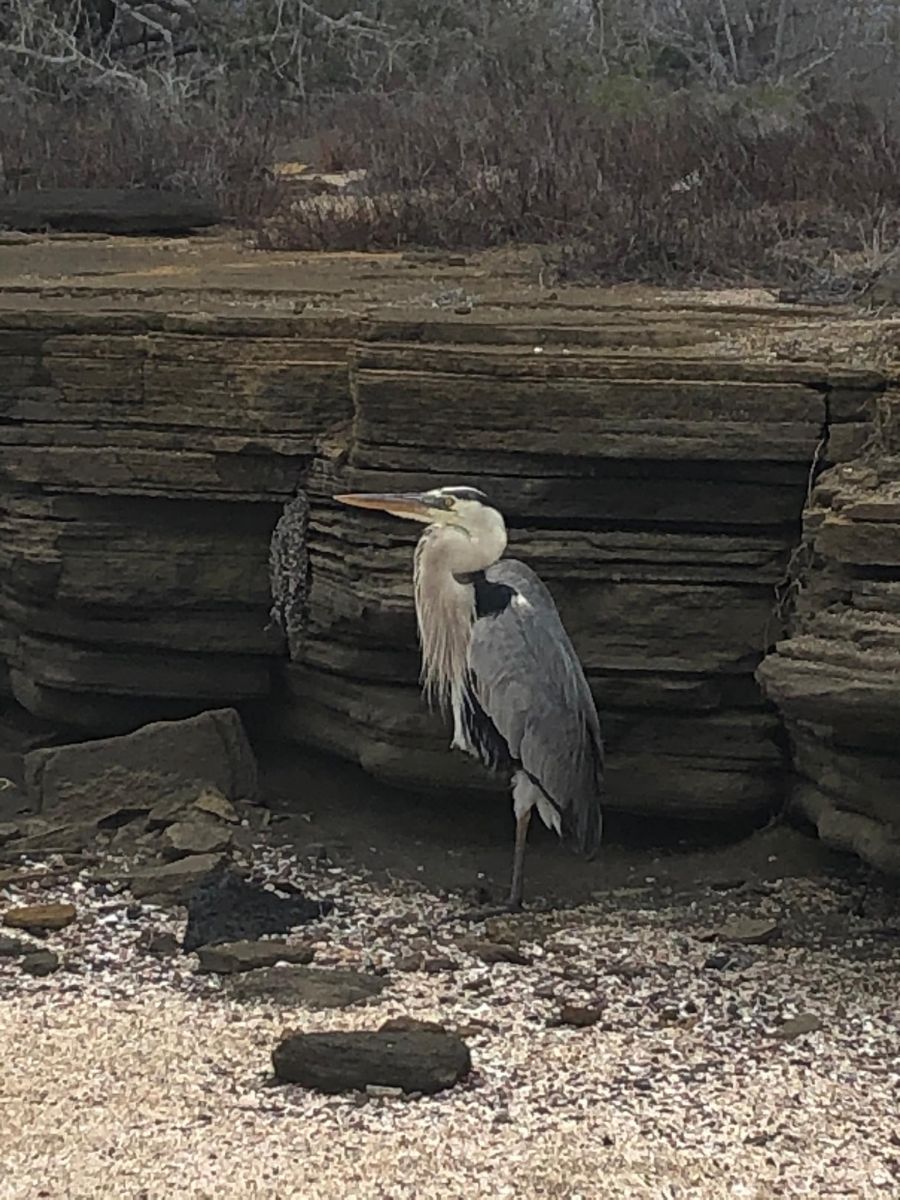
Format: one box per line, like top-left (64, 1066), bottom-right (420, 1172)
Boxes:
top-left (757, 391), bottom-right (900, 871)
top-left (0, 255), bottom-right (894, 854)
top-left (275, 333), bottom-right (880, 822)
top-left (0, 310), bottom-right (350, 735)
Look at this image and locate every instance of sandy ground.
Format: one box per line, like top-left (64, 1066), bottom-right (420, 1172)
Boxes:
top-left (1, 232), bottom-right (899, 369)
top-left (1, 809), bottom-right (899, 1200)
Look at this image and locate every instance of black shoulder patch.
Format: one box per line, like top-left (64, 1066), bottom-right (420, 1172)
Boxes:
top-left (455, 569), bottom-right (515, 617)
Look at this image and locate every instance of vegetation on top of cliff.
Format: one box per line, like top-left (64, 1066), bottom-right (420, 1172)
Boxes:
top-left (2, 1), bottom-right (900, 285)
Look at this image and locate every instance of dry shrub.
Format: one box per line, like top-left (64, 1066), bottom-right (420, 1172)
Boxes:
top-left (258, 86), bottom-right (900, 284)
top-left (0, 94), bottom-right (285, 225)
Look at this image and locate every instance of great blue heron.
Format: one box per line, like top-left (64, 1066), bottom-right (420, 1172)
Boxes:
top-left (335, 485), bottom-right (604, 909)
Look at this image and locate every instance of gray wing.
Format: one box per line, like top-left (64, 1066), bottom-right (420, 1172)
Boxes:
top-left (467, 559), bottom-right (604, 855)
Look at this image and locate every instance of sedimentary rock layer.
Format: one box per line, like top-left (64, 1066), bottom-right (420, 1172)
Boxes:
top-left (757, 414), bottom-right (900, 871)
top-left (0, 304), bottom-right (887, 828)
top-left (276, 337), bottom-right (880, 821)
top-left (0, 313), bottom-right (349, 733)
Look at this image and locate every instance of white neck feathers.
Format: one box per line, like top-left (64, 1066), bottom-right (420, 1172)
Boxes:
top-left (411, 508), bottom-right (507, 711)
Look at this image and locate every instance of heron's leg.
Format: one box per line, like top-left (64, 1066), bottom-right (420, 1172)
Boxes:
top-left (508, 807), bottom-right (531, 911)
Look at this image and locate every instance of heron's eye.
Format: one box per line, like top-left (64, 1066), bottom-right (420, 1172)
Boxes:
top-left (429, 493), bottom-right (455, 510)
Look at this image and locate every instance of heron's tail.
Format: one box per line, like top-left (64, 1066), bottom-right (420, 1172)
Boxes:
top-left (567, 730), bottom-right (604, 859)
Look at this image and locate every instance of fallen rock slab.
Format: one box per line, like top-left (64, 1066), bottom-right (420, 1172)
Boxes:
top-left (192, 789), bottom-right (240, 824)
top-left (699, 918), bottom-right (781, 945)
top-left (147, 791), bottom-right (203, 830)
top-left (25, 708), bottom-right (257, 826)
top-left (228, 966), bottom-right (386, 1008)
top-left (718, 918), bottom-right (781, 946)
top-left (182, 865), bottom-right (332, 952)
top-left (0, 187), bottom-right (220, 235)
top-left (161, 816), bottom-right (233, 860)
top-left (128, 853), bottom-right (225, 902)
top-left (195, 939), bottom-right (314, 974)
top-left (7, 817), bottom-right (102, 855)
top-left (272, 1030), bottom-right (472, 1094)
top-left (3, 902), bottom-right (76, 931)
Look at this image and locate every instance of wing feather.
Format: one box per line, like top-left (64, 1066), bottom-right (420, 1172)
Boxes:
top-left (467, 559), bottom-right (604, 855)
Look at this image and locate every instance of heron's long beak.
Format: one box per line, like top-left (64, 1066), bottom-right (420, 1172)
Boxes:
top-left (334, 492), bottom-right (441, 522)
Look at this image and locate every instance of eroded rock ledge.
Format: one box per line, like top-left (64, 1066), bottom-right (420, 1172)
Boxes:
top-left (757, 410), bottom-right (900, 873)
top-left (0, 277), bottom-right (895, 857)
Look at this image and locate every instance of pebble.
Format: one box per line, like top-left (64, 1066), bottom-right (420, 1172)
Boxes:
top-left (459, 938), bottom-right (531, 965)
top-left (422, 957), bottom-right (456, 974)
top-left (774, 1012), bottom-right (824, 1040)
top-left (0, 934), bottom-right (31, 957)
top-left (2, 902), bottom-right (77, 931)
top-left (555, 1003), bottom-right (605, 1028)
top-left (21, 949), bottom-right (60, 977)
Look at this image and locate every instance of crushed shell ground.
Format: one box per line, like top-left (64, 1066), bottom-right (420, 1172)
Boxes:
top-left (1, 835), bottom-right (899, 1200)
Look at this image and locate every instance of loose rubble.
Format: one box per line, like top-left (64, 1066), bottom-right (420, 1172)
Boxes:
top-left (1, 823), bottom-right (899, 1199)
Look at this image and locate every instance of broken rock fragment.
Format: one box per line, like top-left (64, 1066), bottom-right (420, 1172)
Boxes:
top-left (272, 1030), bottom-right (472, 1094)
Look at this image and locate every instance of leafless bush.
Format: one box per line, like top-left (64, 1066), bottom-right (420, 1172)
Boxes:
top-left (3, 1), bottom-right (900, 284)
top-left (257, 85), bottom-right (900, 284)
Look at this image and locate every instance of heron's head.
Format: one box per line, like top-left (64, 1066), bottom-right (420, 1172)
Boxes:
top-left (335, 485), bottom-right (494, 528)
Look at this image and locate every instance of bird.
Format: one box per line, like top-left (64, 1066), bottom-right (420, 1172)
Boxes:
top-left (334, 485), bottom-right (604, 910)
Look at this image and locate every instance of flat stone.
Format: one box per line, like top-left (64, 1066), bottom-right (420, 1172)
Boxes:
top-left (422, 957), bottom-right (457, 974)
top-left (128, 853), bottom-right (225, 902)
top-left (774, 1013), bottom-right (823, 1040)
top-left (109, 817), bottom-right (153, 851)
top-left (192, 788), bottom-right (240, 823)
top-left (195, 939), bottom-right (314, 974)
top-left (161, 817), bottom-right (233, 860)
top-left (459, 938), bottom-right (531, 966)
top-left (717, 918), bottom-right (781, 945)
top-left (228, 966), bottom-right (386, 1008)
top-left (394, 953), bottom-right (425, 972)
top-left (0, 934), bottom-right (31, 956)
top-left (25, 709), bottom-right (258, 825)
top-left (147, 791), bottom-right (197, 830)
top-left (142, 931), bottom-right (180, 957)
top-left (555, 1003), bottom-right (605, 1028)
top-left (182, 865), bottom-right (332, 952)
top-left (21, 949), bottom-right (60, 976)
top-left (9, 819), bottom-right (101, 855)
top-left (3, 902), bottom-right (76, 931)
top-left (703, 950), bottom-right (734, 970)
top-left (272, 1030), bottom-right (472, 1094)
top-left (0, 187), bottom-right (220, 235)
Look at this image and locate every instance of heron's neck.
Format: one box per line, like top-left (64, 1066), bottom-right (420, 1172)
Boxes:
top-left (413, 519), bottom-right (506, 710)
